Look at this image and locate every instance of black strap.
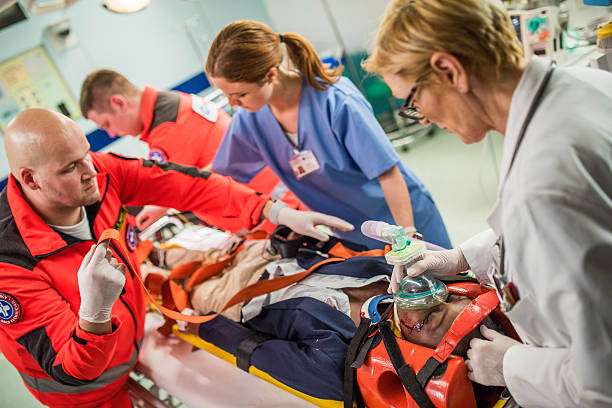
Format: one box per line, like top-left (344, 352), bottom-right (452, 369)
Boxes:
top-left (351, 335), bottom-right (375, 369)
top-left (269, 226), bottom-right (302, 259)
top-left (379, 321), bottom-right (436, 408)
top-left (416, 356), bottom-right (442, 388)
top-left (381, 301), bottom-right (394, 321)
top-left (236, 332), bottom-right (272, 372)
top-left (343, 317), bottom-right (372, 408)
top-left (503, 62), bottom-right (556, 185)
top-left (280, 129), bottom-right (302, 152)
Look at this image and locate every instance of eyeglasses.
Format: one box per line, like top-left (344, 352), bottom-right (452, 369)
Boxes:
top-left (398, 85), bottom-right (422, 121)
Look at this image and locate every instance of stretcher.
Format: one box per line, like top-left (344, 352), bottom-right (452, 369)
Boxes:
top-left (129, 218), bottom-right (516, 408)
top-left (136, 312), bottom-right (314, 407)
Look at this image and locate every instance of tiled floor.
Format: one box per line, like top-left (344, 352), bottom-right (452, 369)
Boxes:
top-left (0, 127), bottom-right (503, 407)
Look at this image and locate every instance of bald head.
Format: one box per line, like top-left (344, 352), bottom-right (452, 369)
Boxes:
top-left (4, 108), bottom-right (99, 225)
top-left (4, 108), bottom-right (83, 177)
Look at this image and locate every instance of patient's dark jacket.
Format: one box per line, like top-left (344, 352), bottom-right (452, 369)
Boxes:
top-left (198, 236), bottom-right (392, 400)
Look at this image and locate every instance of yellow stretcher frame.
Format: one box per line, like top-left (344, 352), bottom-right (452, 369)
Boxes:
top-left (172, 325), bottom-right (343, 408)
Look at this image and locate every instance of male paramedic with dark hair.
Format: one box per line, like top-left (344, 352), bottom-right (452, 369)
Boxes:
top-left (80, 69), bottom-right (303, 232)
top-left (0, 108), bottom-right (352, 407)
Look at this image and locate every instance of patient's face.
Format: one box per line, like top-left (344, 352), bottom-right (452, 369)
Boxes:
top-left (397, 294), bottom-right (472, 351)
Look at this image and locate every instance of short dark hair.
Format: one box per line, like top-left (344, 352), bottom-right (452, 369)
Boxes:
top-left (79, 69), bottom-right (139, 117)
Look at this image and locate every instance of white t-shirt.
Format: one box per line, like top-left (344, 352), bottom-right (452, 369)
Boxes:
top-left (50, 208), bottom-right (93, 241)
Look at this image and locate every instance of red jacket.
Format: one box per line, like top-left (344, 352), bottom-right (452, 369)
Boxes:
top-left (0, 152), bottom-right (267, 407)
top-left (139, 86), bottom-right (306, 232)
top-left (140, 86), bottom-right (231, 169)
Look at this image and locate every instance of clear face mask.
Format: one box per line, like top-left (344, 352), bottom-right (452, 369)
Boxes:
top-left (394, 275), bottom-right (449, 333)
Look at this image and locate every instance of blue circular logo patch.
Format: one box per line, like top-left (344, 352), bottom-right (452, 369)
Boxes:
top-left (125, 224), bottom-right (137, 252)
top-left (0, 292), bottom-right (21, 325)
top-left (149, 148), bottom-right (168, 164)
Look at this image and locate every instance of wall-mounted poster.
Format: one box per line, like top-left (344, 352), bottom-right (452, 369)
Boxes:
top-left (0, 46), bottom-right (79, 132)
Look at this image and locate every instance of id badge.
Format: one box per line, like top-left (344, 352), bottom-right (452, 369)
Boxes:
top-left (289, 150), bottom-right (320, 179)
top-left (488, 237), bottom-right (519, 312)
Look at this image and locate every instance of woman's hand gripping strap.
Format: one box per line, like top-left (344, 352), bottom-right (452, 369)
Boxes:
top-left (433, 290), bottom-right (499, 363)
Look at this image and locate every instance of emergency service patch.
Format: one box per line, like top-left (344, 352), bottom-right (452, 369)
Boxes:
top-left (125, 224), bottom-right (137, 252)
top-left (0, 292), bottom-right (21, 325)
top-left (191, 96), bottom-right (218, 123)
top-left (149, 148), bottom-right (168, 164)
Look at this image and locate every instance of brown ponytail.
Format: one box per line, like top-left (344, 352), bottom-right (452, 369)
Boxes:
top-left (280, 32), bottom-right (343, 90)
top-left (206, 20), bottom-right (342, 91)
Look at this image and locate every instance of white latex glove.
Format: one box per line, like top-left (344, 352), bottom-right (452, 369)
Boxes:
top-left (136, 205), bottom-right (168, 230)
top-left (466, 326), bottom-right (521, 386)
top-left (177, 308), bottom-right (195, 332)
top-left (277, 207), bottom-right (354, 242)
top-left (388, 248), bottom-right (469, 294)
top-left (78, 242), bottom-right (127, 323)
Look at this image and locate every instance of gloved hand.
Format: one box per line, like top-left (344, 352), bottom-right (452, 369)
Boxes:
top-left (78, 242), bottom-right (127, 323)
top-left (176, 308), bottom-right (195, 333)
top-left (277, 207), bottom-right (354, 242)
top-left (136, 205), bottom-right (168, 230)
top-left (388, 248), bottom-right (469, 294)
top-left (466, 326), bottom-right (521, 386)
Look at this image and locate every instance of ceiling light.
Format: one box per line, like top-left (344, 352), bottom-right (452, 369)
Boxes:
top-left (103, 0), bottom-right (150, 13)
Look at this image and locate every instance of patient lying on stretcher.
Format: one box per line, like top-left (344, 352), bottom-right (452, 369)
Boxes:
top-left (145, 238), bottom-right (390, 325)
top-left (142, 228), bottom-right (511, 403)
top-left (144, 233), bottom-right (498, 358)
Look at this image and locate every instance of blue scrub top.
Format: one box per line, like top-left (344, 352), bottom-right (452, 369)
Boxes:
top-left (213, 77), bottom-right (451, 249)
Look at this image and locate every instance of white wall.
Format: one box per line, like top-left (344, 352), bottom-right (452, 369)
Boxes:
top-left (0, 0), bottom-right (274, 177)
top-left (262, 0), bottom-right (389, 57)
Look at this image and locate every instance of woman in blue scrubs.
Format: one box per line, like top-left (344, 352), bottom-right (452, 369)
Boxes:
top-left (207, 20), bottom-right (451, 249)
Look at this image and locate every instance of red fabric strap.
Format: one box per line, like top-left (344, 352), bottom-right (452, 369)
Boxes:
top-left (433, 290), bottom-right (499, 362)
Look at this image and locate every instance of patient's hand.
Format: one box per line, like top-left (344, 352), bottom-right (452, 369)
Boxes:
top-left (176, 308), bottom-right (199, 334)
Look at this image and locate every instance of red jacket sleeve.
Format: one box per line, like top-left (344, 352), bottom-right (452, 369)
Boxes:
top-left (93, 152), bottom-right (268, 230)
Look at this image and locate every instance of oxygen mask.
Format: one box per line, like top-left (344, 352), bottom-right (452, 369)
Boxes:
top-left (394, 275), bottom-right (448, 334)
top-left (360, 220), bottom-right (426, 266)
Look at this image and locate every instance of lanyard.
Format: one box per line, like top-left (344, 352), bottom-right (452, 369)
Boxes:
top-left (282, 131), bottom-right (302, 153)
top-left (503, 61), bottom-right (556, 185)
top-left (493, 61), bottom-right (555, 311)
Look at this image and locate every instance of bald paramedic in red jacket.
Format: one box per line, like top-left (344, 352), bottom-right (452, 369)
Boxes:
top-left (80, 69), bottom-right (304, 232)
top-left (0, 108), bottom-right (352, 408)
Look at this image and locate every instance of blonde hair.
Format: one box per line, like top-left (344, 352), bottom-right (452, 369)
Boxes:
top-left (80, 69), bottom-right (140, 116)
top-left (364, 0), bottom-right (523, 83)
top-left (206, 20), bottom-right (342, 91)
